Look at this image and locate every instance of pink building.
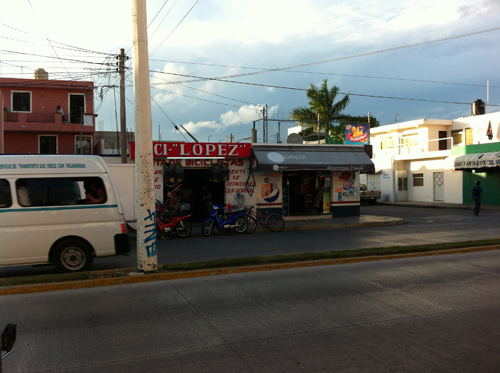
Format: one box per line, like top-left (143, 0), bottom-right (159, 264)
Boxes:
top-left (1, 70), bottom-right (95, 155)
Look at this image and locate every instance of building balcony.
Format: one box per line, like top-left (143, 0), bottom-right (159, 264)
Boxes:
top-left (3, 112), bottom-right (95, 133)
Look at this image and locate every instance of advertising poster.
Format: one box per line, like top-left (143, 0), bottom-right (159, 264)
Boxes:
top-left (333, 171), bottom-right (356, 202)
top-left (345, 124), bottom-right (369, 145)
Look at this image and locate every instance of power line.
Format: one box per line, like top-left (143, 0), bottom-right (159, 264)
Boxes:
top-left (150, 0), bottom-right (200, 56)
top-left (159, 27), bottom-right (500, 86)
top-left (150, 58), bottom-right (499, 89)
top-left (150, 70), bottom-right (500, 107)
top-left (0, 22), bottom-right (113, 56)
top-left (0, 49), bottom-right (116, 67)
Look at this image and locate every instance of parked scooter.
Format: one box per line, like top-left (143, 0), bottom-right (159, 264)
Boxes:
top-left (155, 200), bottom-right (192, 238)
top-left (201, 204), bottom-right (248, 237)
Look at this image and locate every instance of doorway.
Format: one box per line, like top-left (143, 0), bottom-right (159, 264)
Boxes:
top-left (433, 172), bottom-right (444, 201)
top-left (171, 168), bottom-right (225, 221)
top-left (69, 94), bottom-right (85, 124)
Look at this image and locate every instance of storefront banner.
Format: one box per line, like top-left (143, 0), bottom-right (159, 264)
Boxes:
top-left (130, 142), bottom-right (251, 159)
top-left (345, 124), bottom-right (369, 145)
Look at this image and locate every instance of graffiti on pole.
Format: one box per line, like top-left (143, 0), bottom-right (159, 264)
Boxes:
top-left (144, 208), bottom-right (157, 258)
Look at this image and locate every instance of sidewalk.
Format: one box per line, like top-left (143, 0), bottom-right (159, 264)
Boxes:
top-left (128, 213), bottom-right (404, 238)
top-left (378, 201), bottom-right (500, 211)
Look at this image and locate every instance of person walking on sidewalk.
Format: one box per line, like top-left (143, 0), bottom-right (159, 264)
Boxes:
top-left (472, 181), bottom-right (484, 216)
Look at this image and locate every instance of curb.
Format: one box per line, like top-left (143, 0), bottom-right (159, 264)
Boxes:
top-left (1, 245), bottom-right (498, 296)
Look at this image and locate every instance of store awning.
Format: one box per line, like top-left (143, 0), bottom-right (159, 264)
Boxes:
top-left (251, 144), bottom-right (375, 173)
top-left (454, 153), bottom-right (483, 170)
top-left (454, 152), bottom-right (500, 170)
top-left (482, 151), bottom-right (500, 168)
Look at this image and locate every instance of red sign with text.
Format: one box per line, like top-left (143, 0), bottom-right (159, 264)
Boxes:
top-left (130, 142), bottom-right (251, 159)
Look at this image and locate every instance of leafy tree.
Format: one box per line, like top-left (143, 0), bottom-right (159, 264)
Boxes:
top-left (290, 79), bottom-right (350, 139)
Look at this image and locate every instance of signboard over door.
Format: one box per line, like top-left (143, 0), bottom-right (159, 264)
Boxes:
top-left (130, 142), bottom-right (251, 159)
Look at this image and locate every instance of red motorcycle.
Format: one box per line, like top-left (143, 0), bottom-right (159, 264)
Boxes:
top-left (155, 200), bottom-right (192, 238)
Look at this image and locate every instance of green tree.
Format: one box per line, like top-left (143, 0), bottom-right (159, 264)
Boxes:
top-left (290, 79), bottom-right (350, 139)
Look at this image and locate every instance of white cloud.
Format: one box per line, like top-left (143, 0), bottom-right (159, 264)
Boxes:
top-left (220, 105), bottom-right (265, 126)
top-left (176, 120), bottom-right (220, 134)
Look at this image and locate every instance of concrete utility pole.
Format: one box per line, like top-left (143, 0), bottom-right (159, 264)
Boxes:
top-left (118, 48), bottom-right (129, 164)
top-left (132, 0), bottom-right (157, 272)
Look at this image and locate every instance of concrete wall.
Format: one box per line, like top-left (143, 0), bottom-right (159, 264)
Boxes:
top-left (107, 163), bottom-right (136, 222)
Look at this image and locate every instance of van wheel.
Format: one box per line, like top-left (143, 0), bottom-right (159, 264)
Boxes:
top-left (53, 239), bottom-right (93, 272)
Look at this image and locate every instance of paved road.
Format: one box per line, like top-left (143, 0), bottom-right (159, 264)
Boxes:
top-left (2, 250), bottom-right (499, 372)
top-left (1, 205), bottom-right (499, 278)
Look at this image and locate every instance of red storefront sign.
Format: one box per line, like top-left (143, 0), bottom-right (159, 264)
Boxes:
top-left (130, 142), bottom-right (251, 159)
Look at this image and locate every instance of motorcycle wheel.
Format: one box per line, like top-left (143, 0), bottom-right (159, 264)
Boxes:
top-left (234, 217), bottom-right (248, 233)
top-left (245, 216), bottom-right (257, 234)
top-left (175, 221), bottom-right (192, 238)
top-left (202, 221), bottom-right (214, 237)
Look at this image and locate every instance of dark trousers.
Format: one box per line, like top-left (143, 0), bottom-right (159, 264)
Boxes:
top-left (473, 198), bottom-right (481, 215)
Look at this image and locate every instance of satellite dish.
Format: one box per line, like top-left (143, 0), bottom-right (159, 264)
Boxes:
top-left (286, 133), bottom-right (303, 144)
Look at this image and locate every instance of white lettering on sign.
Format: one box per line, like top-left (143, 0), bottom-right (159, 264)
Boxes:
top-left (145, 142), bottom-right (251, 158)
top-left (192, 143), bottom-right (203, 156)
top-left (228, 144), bottom-right (239, 156)
top-left (179, 144), bottom-right (189, 156)
top-left (217, 144), bottom-right (227, 155)
top-left (153, 143), bottom-right (167, 156)
top-left (206, 143), bottom-right (216, 154)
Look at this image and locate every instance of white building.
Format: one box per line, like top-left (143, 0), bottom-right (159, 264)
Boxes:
top-left (363, 110), bottom-right (500, 204)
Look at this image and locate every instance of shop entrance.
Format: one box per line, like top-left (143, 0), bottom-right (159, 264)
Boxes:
top-left (283, 171), bottom-right (330, 216)
top-left (164, 168), bottom-right (225, 221)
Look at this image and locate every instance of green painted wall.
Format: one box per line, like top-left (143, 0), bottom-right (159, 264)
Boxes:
top-left (452, 143), bottom-right (500, 155)
top-left (457, 143), bottom-right (500, 205)
top-left (462, 169), bottom-right (500, 205)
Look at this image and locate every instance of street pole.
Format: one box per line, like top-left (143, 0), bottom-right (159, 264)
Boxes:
top-left (132, 0), bottom-right (157, 272)
top-left (396, 114), bottom-right (400, 155)
top-left (1, 91), bottom-right (4, 154)
top-left (317, 112), bottom-right (320, 144)
top-left (119, 48), bottom-right (128, 164)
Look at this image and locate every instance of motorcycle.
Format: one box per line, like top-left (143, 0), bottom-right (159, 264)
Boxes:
top-left (201, 204), bottom-right (249, 237)
top-left (155, 200), bottom-right (192, 238)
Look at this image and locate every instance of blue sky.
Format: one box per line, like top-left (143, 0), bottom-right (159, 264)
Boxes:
top-left (1, 0), bottom-right (499, 143)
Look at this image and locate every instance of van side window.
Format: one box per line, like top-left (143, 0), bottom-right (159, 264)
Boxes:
top-left (82, 177), bottom-right (107, 204)
top-left (0, 179), bottom-right (12, 208)
top-left (16, 178), bottom-right (83, 207)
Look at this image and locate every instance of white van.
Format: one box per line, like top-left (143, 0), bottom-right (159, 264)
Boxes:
top-left (0, 155), bottom-right (130, 272)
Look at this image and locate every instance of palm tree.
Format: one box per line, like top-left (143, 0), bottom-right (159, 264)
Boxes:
top-left (290, 79), bottom-right (350, 140)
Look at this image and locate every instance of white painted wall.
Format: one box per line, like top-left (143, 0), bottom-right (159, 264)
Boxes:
top-left (107, 164), bottom-right (136, 222)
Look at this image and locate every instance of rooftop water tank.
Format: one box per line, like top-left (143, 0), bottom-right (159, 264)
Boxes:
top-left (34, 68), bottom-right (49, 80)
top-left (471, 99), bottom-right (485, 116)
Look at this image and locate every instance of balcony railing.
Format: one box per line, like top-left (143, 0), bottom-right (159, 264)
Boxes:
top-left (5, 112), bottom-right (60, 123)
top-left (26, 113), bottom-right (56, 123)
top-left (4, 112), bottom-right (18, 122)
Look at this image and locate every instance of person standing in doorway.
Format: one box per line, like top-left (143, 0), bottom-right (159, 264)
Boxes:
top-left (472, 181), bottom-right (484, 216)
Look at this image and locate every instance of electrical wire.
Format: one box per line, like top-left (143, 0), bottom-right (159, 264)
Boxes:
top-left (150, 58), bottom-right (499, 90)
top-left (150, 95), bottom-right (189, 142)
top-left (148, 0), bottom-right (178, 41)
top-left (150, 0), bottom-right (200, 56)
top-left (157, 26), bottom-right (500, 86)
